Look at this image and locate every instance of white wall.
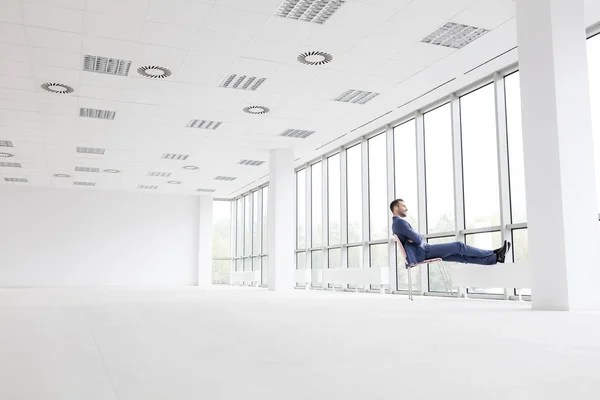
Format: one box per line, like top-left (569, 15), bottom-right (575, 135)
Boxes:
top-left (0, 187), bottom-right (200, 286)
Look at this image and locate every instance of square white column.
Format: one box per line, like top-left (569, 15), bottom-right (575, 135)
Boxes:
top-left (267, 148), bottom-right (296, 291)
top-left (516, 0), bottom-right (600, 310)
top-left (197, 195), bottom-right (213, 287)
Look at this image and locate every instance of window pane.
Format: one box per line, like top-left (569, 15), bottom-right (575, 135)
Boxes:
top-left (505, 72), bottom-right (527, 223)
top-left (261, 256), bottom-right (268, 285)
top-left (311, 250), bottom-right (323, 287)
top-left (394, 120), bottom-right (418, 228)
top-left (236, 199), bottom-right (243, 257)
top-left (587, 35), bottom-right (600, 212)
top-left (465, 232), bottom-right (502, 295)
top-left (297, 170), bottom-right (306, 248)
top-left (253, 191), bottom-right (259, 255)
top-left (427, 236), bottom-right (456, 292)
top-left (212, 260), bottom-right (231, 284)
top-left (244, 195), bottom-right (251, 256)
top-left (328, 248), bottom-right (341, 269)
top-left (424, 104), bottom-right (455, 233)
top-left (212, 201), bottom-right (231, 258)
top-left (236, 259), bottom-right (242, 272)
top-left (262, 187), bottom-right (268, 254)
top-left (347, 246), bottom-right (362, 268)
top-left (252, 257), bottom-right (260, 272)
top-left (370, 244), bottom-right (388, 290)
top-left (461, 84), bottom-right (501, 229)
top-left (328, 154), bottom-right (341, 245)
top-left (244, 257), bottom-right (251, 272)
top-left (296, 251), bottom-right (306, 270)
top-left (347, 144), bottom-right (363, 243)
top-left (312, 162), bottom-right (323, 247)
top-left (369, 133), bottom-right (388, 240)
top-left (512, 228), bottom-right (530, 296)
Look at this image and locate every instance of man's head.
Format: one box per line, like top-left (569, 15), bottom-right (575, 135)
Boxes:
top-left (390, 199), bottom-right (408, 218)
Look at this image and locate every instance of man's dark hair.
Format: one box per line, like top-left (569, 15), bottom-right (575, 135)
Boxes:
top-left (390, 199), bottom-right (404, 213)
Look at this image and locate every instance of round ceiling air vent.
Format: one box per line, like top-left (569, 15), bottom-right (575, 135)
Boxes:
top-left (167, 180), bottom-right (181, 185)
top-left (183, 166), bottom-right (199, 170)
top-left (243, 105), bottom-right (270, 115)
top-left (54, 173), bottom-right (71, 178)
top-left (103, 169), bottom-right (120, 174)
top-left (41, 82), bottom-right (74, 94)
top-left (137, 65), bottom-right (172, 79)
top-left (297, 51), bottom-right (333, 66)
top-left (0, 152), bottom-right (13, 158)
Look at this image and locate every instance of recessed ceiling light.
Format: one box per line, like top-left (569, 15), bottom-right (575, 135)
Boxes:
top-left (103, 169), bottom-right (120, 174)
top-left (215, 176), bottom-right (237, 181)
top-left (4, 177), bottom-right (27, 183)
top-left (75, 166), bottom-right (100, 173)
top-left (80, 108), bottom-right (116, 120)
top-left (0, 152), bottom-right (13, 158)
top-left (422, 22), bottom-right (489, 49)
top-left (54, 173), bottom-right (70, 178)
top-left (138, 185), bottom-right (158, 190)
top-left (238, 159), bottom-right (265, 166)
top-left (334, 89), bottom-right (380, 104)
top-left (183, 166), bottom-right (199, 170)
top-left (0, 162), bottom-right (21, 168)
top-left (186, 119), bottom-right (222, 130)
top-left (167, 181), bottom-right (181, 185)
top-left (297, 51), bottom-right (332, 66)
top-left (243, 105), bottom-right (270, 115)
top-left (162, 153), bottom-right (189, 161)
top-left (275, 0), bottom-right (345, 24)
top-left (77, 146), bottom-right (105, 155)
top-left (197, 188), bottom-right (216, 193)
top-left (83, 55), bottom-right (132, 76)
top-left (148, 172), bottom-right (172, 177)
top-left (41, 82), bottom-right (74, 94)
top-left (137, 65), bottom-right (172, 79)
top-left (218, 74), bottom-right (266, 91)
top-left (280, 128), bottom-right (315, 139)
top-left (74, 181), bottom-right (95, 186)
top-left (0, 140), bottom-right (13, 147)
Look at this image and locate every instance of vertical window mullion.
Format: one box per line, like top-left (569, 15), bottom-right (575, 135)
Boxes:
top-left (451, 94), bottom-right (466, 242)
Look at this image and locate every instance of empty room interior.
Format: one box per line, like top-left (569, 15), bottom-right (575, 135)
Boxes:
top-left (2, 0), bottom-right (600, 399)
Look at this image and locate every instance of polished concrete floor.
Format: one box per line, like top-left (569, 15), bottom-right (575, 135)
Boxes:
top-left (0, 286), bottom-right (599, 400)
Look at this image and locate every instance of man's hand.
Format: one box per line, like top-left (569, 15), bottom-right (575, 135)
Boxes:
top-left (408, 240), bottom-right (414, 243)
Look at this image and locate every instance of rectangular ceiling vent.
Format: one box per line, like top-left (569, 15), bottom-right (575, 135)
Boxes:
top-left (0, 162), bottom-right (22, 168)
top-left (77, 146), bottom-right (105, 155)
top-left (275, 0), bottom-right (345, 24)
top-left (162, 153), bottom-right (189, 161)
top-left (75, 166), bottom-right (100, 173)
top-left (138, 185), bottom-right (158, 190)
top-left (421, 22), bottom-right (489, 49)
top-left (238, 159), bottom-right (265, 167)
top-left (83, 55), bottom-right (132, 76)
top-left (334, 89), bottom-right (380, 104)
top-left (4, 177), bottom-right (27, 183)
top-left (80, 108), bottom-right (116, 120)
top-left (197, 188), bottom-right (216, 193)
top-left (74, 181), bottom-right (95, 186)
top-left (186, 119), bottom-right (222, 130)
top-left (280, 128), bottom-right (315, 139)
top-left (148, 172), bottom-right (172, 177)
top-left (218, 74), bottom-right (266, 91)
top-left (215, 176), bottom-right (237, 181)
top-left (0, 140), bottom-right (13, 147)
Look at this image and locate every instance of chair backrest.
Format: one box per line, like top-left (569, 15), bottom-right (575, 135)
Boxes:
top-left (393, 234), bottom-right (408, 266)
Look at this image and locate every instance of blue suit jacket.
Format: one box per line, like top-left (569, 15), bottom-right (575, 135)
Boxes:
top-left (392, 216), bottom-right (427, 265)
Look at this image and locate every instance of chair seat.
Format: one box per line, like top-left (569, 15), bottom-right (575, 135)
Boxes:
top-left (406, 258), bottom-right (443, 268)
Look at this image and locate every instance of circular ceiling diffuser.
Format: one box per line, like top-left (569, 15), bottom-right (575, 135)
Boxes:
top-left (104, 169), bottom-right (120, 174)
top-left (41, 82), bottom-right (74, 94)
top-left (183, 166), bottom-right (199, 170)
top-left (167, 180), bottom-right (181, 185)
top-left (297, 51), bottom-right (333, 66)
top-left (137, 65), bottom-right (172, 79)
top-left (0, 152), bottom-right (13, 158)
top-left (243, 105), bottom-right (270, 115)
top-left (54, 173), bottom-right (71, 178)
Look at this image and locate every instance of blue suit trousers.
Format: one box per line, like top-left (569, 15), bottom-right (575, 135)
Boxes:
top-left (424, 242), bottom-right (496, 265)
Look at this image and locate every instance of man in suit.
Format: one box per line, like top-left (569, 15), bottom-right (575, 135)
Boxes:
top-left (390, 199), bottom-right (510, 266)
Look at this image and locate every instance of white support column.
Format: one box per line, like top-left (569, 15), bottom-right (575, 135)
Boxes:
top-left (415, 114), bottom-right (429, 293)
top-left (197, 195), bottom-right (213, 287)
top-left (268, 148), bottom-right (296, 291)
top-left (361, 137), bottom-right (371, 272)
top-left (386, 124), bottom-right (397, 293)
top-left (450, 94), bottom-right (465, 244)
top-left (340, 147), bottom-right (349, 270)
top-left (516, 0), bottom-right (600, 310)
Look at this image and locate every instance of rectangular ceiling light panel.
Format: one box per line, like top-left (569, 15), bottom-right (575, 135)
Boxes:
top-left (197, 188), bottom-right (216, 193)
top-left (275, 0), bottom-right (345, 24)
top-left (0, 140), bottom-right (13, 147)
top-left (421, 22), bottom-right (489, 49)
top-left (77, 146), bottom-right (105, 155)
top-left (214, 176), bottom-right (237, 181)
top-left (80, 108), bottom-right (116, 120)
top-left (148, 172), bottom-right (172, 177)
top-left (0, 162), bottom-right (22, 168)
top-left (83, 55), bottom-right (132, 76)
top-left (75, 166), bottom-right (100, 173)
top-left (334, 89), bottom-right (380, 104)
top-left (186, 119), bottom-right (223, 129)
top-left (138, 185), bottom-right (158, 189)
top-left (162, 153), bottom-right (189, 160)
top-left (74, 181), bottom-right (95, 186)
top-left (238, 159), bottom-right (265, 167)
top-left (280, 128), bottom-right (315, 139)
top-left (4, 177), bottom-right (27, 182)
top-left (218, 74), bottom-right (266, 91)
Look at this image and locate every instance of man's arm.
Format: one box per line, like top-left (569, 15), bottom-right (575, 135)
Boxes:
top-left (393, 219), bottom-right (423, 245)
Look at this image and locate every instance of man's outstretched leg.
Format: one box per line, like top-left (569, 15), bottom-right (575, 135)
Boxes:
top-left (424, 241), bottom-right (509, 265)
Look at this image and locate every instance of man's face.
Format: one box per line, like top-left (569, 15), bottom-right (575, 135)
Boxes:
top-left (398, 201), bottom-right (408, 218)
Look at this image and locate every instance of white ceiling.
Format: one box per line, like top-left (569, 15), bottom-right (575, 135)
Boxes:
top-left (0, 0), bottom-right (599, 198)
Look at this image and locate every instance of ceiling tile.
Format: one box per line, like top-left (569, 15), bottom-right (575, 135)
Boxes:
top-left (86, 0), bottom-right (151, 16)
top-left (0, 61), bottom-right (33, 78)
top-left (191, 30), bottom-right (252, 55)
top-left (202, 6), bottom-right (268, 35)
top-left (85, 12), bottom-right (146, 42)
top-left (22, 0), bottom-right (86, 10)
top-left (0, 43), bottom-right (30, 64)
top-left (0, 1), bottom-right (22, 24)
top-left (242, 38), bottom-right (301, 64)
top-left (22, 3), bottom-right (85, 33)
top-left (0, 22), bottom-right (27, 45)
top-left (323, 2), bottom-right (397, 33)
top-left (135, 44), bottom-right (188, 70)
top-left (140, 22), bottom-right (200, 48)
top-left (32, 65), bottom-right (81, 85)
top-left (253, 16), bottom-right (316, 46)
top-left (25, 27), bottom-right (83, 53)
top-left (214, 0), bottom-right (283, 15)
top-left (146, 0), bottom-right (213, 28)
top-left (0, 76), bottom-right (36, 91)
top-left (82, 37), bottom-right (139, 61)
top-left (28, 47), bottom-right (82, 70)
top-left (392, 42), bottom-right (456, 68)
top-left (453, 0), bottom-right (516, 30)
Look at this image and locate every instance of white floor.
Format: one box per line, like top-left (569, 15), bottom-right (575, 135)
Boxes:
top-left (1, 287), bottom-right (599, 400)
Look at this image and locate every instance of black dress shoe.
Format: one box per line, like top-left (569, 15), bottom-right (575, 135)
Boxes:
top-left (496, 241), bottom-right (511, 263)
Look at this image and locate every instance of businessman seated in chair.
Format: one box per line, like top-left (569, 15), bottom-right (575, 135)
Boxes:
top-left (390, 199), bottom-right (510, 266)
